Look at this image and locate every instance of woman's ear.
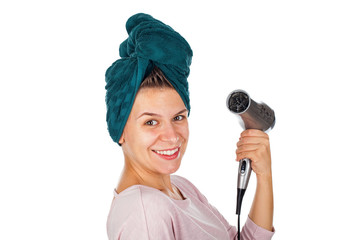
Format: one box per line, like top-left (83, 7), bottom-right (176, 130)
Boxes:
top-left (119, 133), bottom-right (125, 145)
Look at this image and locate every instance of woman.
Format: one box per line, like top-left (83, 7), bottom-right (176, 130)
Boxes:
top-left (105, 13), bottom-right (275, 239)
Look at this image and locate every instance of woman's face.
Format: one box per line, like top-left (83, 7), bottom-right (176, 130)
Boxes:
top-left (120, 87), bottom-right (189, 176)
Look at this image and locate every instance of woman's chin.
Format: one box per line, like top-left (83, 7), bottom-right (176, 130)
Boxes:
top-left (160, 160), bottom-right (181, 175)
top-left (147, 149), bottom-right (183, 175)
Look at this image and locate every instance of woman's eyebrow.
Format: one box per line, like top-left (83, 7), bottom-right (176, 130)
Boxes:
top-left (175, 109), bottom-right (188, 116)
top-left (137, 109), bottom-right (187, 119)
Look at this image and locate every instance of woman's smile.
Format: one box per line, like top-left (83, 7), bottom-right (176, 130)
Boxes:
top-left (152, 145), bottom-right (181, 160)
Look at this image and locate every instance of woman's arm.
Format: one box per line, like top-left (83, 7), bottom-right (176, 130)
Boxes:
top-left (249, 173), bottom-right (274, 231)
top-left (236, 129), bottom-right (274, 231)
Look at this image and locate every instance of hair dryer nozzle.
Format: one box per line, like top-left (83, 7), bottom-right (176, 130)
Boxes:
top-left (226, 89), bottom-right (275, 132)
top-left (227, 90), bottom-right (251, 114)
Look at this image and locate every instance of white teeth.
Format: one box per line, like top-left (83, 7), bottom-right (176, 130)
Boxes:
top-left (155, 148), bottom-right (179, 156)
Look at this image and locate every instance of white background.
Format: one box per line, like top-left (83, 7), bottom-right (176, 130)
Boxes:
top-left (1, 0), bottom-right (359, 239)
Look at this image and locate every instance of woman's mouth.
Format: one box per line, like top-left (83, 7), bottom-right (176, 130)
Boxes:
top-left (152, 147), bottom-right (180, 160)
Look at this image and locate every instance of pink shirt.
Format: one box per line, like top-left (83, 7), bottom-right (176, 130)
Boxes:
top-left (107, 175), bottom-right (275, 239)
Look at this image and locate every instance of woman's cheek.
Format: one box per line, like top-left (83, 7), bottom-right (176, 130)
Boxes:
top-left (180, 119), bottom-right (189, 135)
top-left (178, 122), bottom-right (189, 148)
top-left (143, 128), bottom-right (161, 143)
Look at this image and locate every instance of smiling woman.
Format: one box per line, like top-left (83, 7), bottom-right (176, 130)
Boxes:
top-left (105, 13), bottom-right (274, 240)
top-left (117, 68), bottom-right (190, 192)
top-left (121, 66), bottom-right (188, 176)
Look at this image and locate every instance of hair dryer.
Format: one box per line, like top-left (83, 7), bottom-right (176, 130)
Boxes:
top-left (226, 89), bottom-right (275, 239)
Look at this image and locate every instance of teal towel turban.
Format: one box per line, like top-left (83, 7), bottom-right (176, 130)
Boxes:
top-left (105, 13), bottom-right (193, 146)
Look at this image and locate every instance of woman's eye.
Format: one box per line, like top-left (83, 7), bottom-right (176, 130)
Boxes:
top-left (174, 115), bottom-right (184, 121)
top-left (145, 120), bottom-right (158, 126)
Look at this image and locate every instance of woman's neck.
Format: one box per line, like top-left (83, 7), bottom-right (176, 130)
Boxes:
top-left (116, 161), bottom-right (183, 199)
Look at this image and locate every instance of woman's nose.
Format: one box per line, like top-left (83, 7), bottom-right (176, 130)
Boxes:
top-left (160, 123), bottom-right (179, 143)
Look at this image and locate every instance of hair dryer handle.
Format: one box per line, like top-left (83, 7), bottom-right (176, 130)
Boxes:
top-left (237, 158), bottom-right (252, 190)
top-left (236, 158), bottom-right (252, 215)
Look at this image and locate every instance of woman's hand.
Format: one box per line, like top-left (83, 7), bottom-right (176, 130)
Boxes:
top-left (236, 129), bottom-right (274, 231)
top-left (235, 129), bottom-right (272, 180)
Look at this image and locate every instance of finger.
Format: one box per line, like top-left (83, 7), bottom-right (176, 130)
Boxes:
top-left (236, 153), bottom-right (262, 164)
top-left (236, 144), bottom-right (260, 154)
top-left (236, 145), bottom-right (270, 162)
top-left (240, 129), bottom-right (269, 139)
top-left (237, 136), bottom-right (268, 146)
top-left (236, 151), bottom-right (256, 162)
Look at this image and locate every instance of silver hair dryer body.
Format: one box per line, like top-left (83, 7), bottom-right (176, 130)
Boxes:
top-left (226, 89), bottom-right (275, 132)
top-left (226, 89), bottom-right (275, 215)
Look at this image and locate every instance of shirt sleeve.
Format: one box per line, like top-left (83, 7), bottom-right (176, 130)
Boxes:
top-left (199, 194), bottom-right (275, 240)
top-left (241, 216), bottom-right (275, 240)
top-left (176, 176), bottom-right (275, 240)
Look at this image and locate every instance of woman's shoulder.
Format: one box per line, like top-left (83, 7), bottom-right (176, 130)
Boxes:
top-left (110, 185), bottom-right (175, 217)
top-left (113, 184), bottom-right (173, 206)
top-left (171, 175), bottom-right (204, 198)
top-left (107, 185), bottom-right (176, 239)
top-left (171, 174), bottom-right (193, 187)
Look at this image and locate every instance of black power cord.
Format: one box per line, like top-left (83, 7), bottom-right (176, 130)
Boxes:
top-left (237, 214), bottom-right (240, 240)
top-left (236, 188), bottom-right (246, 240)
